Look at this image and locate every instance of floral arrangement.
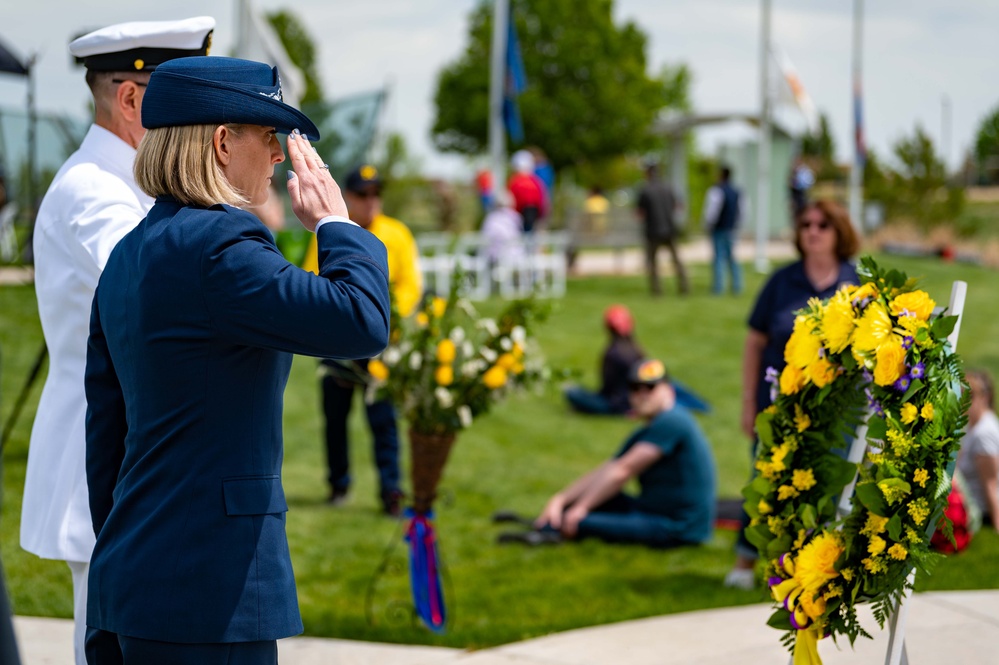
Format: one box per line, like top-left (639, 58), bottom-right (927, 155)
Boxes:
top-left (366, 290), bottom-right (550, 438)
top-left (743, 257), bottom-right (967, 664)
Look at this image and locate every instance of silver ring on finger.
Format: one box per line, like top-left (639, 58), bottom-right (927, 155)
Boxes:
top-left (320, 163), bottom-right (330, 170)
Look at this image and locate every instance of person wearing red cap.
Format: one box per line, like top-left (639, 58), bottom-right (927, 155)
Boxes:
top-left (564, 305), bottom-right (644, 415)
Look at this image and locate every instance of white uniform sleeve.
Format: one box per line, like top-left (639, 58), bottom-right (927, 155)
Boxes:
top-left (65, 170), bottom-right (146, 282)
top-left (702, 186), bottom-right (722, 229)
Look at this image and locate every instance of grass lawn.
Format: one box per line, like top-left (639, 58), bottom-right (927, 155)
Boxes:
top-left (2, 253), bottom-right (999, 648)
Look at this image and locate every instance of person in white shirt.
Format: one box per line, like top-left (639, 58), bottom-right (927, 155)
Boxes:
top-left (957, 369), bottom-right (999, 528)
top-left (20, 17), bottom-right (215, 665)
top-left (702, 166), bottom-right (744, 295)
top-left (481, 189), bottom-right (525, 264)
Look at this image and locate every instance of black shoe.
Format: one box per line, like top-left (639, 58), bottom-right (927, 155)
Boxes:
top-left (381, 490), bottom-right (405, 517)
top-left (497, 529), bottom-right (562, 546)
top-left (328, 488), bottom-right (349, 506)
top-left (492, 510), bottom-right (534, 527)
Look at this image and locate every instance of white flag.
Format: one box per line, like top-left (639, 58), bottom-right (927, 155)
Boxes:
top-left (771, 45), bottom-right (820, 134)
top-left (233, 0), bottom-right (306, 108)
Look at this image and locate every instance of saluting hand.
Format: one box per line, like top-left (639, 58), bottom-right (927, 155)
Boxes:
top-left (285, 129), bottom-right (349, 231)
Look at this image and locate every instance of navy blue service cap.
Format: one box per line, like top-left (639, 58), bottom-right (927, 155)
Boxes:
top-left (69, 17), bottom-right (215, 72)
top-left (141, 56), bottom-right (321, 140)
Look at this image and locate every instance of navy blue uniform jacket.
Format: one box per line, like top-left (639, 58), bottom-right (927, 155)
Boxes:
top-left (84, 199), bottom-right (390, 643)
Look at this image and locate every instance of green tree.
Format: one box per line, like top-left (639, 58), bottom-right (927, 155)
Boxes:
top-left (432, 0), bottom-right (674, 173)
top-left (974, 103), bottom-right (999, 183)
top-left (800, 112), bottom-right (839, 181)
top-left (266, 11), bottom-right (324, 105)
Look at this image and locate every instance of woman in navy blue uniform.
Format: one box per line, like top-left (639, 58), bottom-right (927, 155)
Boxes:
top-left (83, 57), bottom-right (390, 664)
top-left (723, 200), bottom-right (860, 590)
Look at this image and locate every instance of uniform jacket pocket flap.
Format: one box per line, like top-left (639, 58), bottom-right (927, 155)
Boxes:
top-left (223, 476), bottom-right (288, 516)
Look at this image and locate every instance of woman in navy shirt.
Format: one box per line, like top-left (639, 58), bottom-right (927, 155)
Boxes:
top-left (724, 200), bottom-right (861, 590)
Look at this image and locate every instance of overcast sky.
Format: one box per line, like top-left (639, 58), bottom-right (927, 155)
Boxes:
top-left (1, 0), bottom-right (997, 177)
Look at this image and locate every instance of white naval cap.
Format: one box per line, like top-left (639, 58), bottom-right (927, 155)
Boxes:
top-left (69, 16), bottom-right (215, 72)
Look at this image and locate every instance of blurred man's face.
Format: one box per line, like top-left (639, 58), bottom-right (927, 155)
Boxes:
top-left (344, 186), bottom-right (381, 228)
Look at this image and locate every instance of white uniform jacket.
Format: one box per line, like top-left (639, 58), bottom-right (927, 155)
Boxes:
top-left (21, 124), bottom-right (152, 562)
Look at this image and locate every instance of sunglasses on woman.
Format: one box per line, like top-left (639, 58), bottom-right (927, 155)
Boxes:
top-left (798, 220), bottom-right (831, 231)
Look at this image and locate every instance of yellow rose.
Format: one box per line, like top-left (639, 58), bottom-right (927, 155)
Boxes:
top-left (785, 316), bottom-right (822, 369)
top-left (415, 312), bottom-right (429, 327)
top-left (436, 339), bottom-right (456, 364)
top-left (890, 290), bottom-right (935, 321)
top-left (873, 336), bottom-right (907, 386)
top-left (431, 297), bottom-right (447, 318)
top-left (807, 357), bottom-right (837, 388)
top-left (483, 365), bottom-right (508, 389)
top-left (435, 364), bottom-right (453, 386)
top-left (900, 403), bottom-right (918, 424)
top-left (854, 301), bottom-right (893, 352)
top-left (496, 352), bottom-right (516, 369)
top-left (921, 402), bottom-right (934, 421)
top-left (821, 293), bottom-right (856, 353)
top-left (368, 359), bottom-right (389, 381)
top-left (779, 364), bottom-right (807, 395)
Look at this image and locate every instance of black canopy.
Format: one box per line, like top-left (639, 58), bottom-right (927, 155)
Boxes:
top-left (0, 37), bottom-right (28, 76)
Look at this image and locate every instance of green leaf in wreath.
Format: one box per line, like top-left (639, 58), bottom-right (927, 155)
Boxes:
top-left (855, 482), bottom-right (888, 515)
top-left (751, 475), bottom-right (772, 496)
top-left (866, 415), bottom-right (887, 442)
top-left (756, 411), bottom-right (775, 448)
top-left (767, 609), bottom-right (792, 630)
top-left (799, 503), bottom-right (818, 529)
top-left (827, 456), bottom-right (859, 493)
top-left (931, 315), bottom-right (958, 340)
top-left (746, 523), bottom-right (773, 551)
top-left (744, 497), bottom-right (760, 519)
top-left (901, 379), bottom-right (924, 403)
top-left (767, 534), bottom-right (793, 559)
top-left (887, 513), bottom-right (902, 541)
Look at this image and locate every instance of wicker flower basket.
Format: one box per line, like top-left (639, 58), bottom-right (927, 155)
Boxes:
top-left (409, 428), bottom-right (456, 514)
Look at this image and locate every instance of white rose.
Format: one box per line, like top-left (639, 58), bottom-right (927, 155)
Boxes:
top-left (479, 318), bottom-right (499, 336)
top-left (458, 405), bottom-right (473, 428)
top-left (409, 352), bottom-right (423, 370)
top-left (383, 348), bottom-right (402, 366)
top-left (511, 326), bottom-right (526, 343)
top-left (481, 347), bottom-right (498, 363)
top-left (449, 326), bottom-right (466, 343)
top-left (500, 337), bottom-right (513, 351)
top-left (435, 387), bottom-right (454, 408)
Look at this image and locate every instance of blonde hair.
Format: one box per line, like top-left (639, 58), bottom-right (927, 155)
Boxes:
top-left (134, 124), bottom-right (248, 207)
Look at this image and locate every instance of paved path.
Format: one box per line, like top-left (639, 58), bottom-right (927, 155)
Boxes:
top-left (13, 589), bottom-right (999, 664)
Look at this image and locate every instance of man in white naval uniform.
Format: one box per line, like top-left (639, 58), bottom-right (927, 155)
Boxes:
top-left (20, 17), bottom-right (215, 665)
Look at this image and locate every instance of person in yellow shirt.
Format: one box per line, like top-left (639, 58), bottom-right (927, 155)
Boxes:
top-left (303, 164), bottom-right (422, 515)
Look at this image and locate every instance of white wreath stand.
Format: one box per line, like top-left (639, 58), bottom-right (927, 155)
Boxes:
top-left (791, 280), bottom-right (968, 665)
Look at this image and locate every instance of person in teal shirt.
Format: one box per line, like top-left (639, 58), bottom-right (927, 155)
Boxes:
top-left (498, 359), bottom-right (716, 547)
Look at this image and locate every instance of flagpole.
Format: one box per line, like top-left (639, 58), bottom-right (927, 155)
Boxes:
top-left (754, 0), bottom-right (772, 274)
top-left (488, 0), bottom-right (509, 199)
top-left (848, 0), bottom-right (864, 231)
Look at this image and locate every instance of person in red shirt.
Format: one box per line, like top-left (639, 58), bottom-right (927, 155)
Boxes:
top-left (508, 150), bottom-right (549, 233)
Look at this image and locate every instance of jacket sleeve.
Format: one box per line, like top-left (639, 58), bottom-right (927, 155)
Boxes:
top-left (203, 211), bottom-right (390, 359)
top-left (84, 291), bottom-right (128, 536)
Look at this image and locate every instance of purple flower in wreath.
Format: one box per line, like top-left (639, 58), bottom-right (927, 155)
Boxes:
top-left (894, 375), bottom-right (912, 392)
top-left (910, 362), bottom-right (926, 380)
top-left (902, 336), bottom-right (915, 350)
top-left (861, 369), bottom-right (874, 384)
top-left (765, 366), bottom-right (779, 403)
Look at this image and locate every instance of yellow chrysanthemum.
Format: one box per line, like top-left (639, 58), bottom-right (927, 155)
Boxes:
top-left (482, 365), bottom-right (508, 389)
top-left (436, 339), bottom-right (456, 364)
top-left (868, 535), bottom-right (886, 556)
top-left (368, 359), bottom-right (389, 381)
top-left (794, 532), bottom-right (843, 595)
top-left (778, 485), bottom-right (800, 501)
top-left (758, 499), bottom-right (773, 515)
top-left (900, 403), bottom-right (918, 424)
top-left (854, 301), bottom-right (894, 352)
top-left (785, 316), bottom-right (822, 369)
top-left (890, 290), bottom-right (935, 321)
top-left (779, 364), bottom-right (807, 395)
top-left (873, 335), bottom-right (907, 386)
top-left (807, 357), bottom-right (838, 388)
top-left (434, 364), bottom-right (453, 386)
top-left (799, 591), bottom-right (827, 622)
top-left (888, 543), bottom-right (908, 561)
top-left (794, 404), bottom-right (812, 433)
top-left (496, 352), bottom-right (516, 369)
top-left (849, 282), bottom-right (879, 303)
top-left (921, 402), bottom-right (935, 421)
top-left (792, 468), bottom-right (817, 492)
top-left (415, 312), bottom-right (429, 327)
top-left (431, 297), bottom-right (447, 318)
top-left (913, 468), bottom-right (929, 488)
top-left (860, 512), bottom-right (889, 536)
top-left (821, 293), bottom-right (857, 353)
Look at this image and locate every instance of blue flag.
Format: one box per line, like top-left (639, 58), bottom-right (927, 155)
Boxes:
top-left (503, 8), bottom-right (527, 144)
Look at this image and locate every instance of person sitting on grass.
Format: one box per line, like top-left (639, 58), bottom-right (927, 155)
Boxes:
top-left (563, 305), bottom-right (710, 416)
top-left (499, 359), bottom-right (717, 547)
